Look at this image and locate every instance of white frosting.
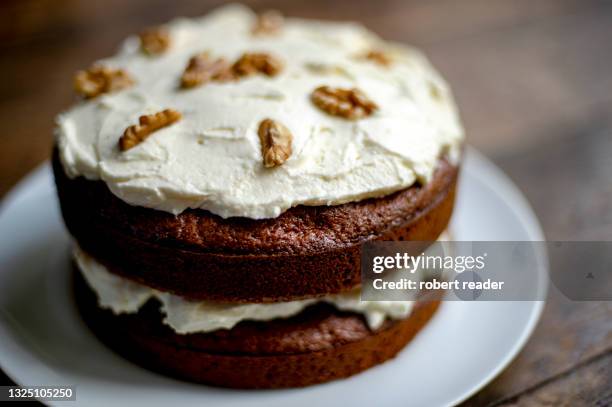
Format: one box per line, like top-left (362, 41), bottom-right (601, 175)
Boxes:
top-left (56, 4), bottom-right (463, 219)
top-left (74, 247), bottom-right (414, 333)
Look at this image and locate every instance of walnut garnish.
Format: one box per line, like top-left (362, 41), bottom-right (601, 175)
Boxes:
top-left (258, 119), bottom-right (292, 168)
top-left (139, 27), bottom-right (170, 55)
top-left (429, 82), bottom-right (443, 101)
top-left (252, 10), bottom-right (284, 35)
top-left (360, 50), bottom-right (392, 67)
top-left (311, 86), bottom-right (378, 119)
top-left (181, 52), bottom-right (235, 88)
top-left (232, 52), bottom-right (283, 77)
top-left (74, 65), bottom-right (134, 99)
top-left (180, 52), bottom-right (282, 89)
top-left (119, 109), bottom-right (182, 151)
top-left (304, 62), bottom-right (352, 78)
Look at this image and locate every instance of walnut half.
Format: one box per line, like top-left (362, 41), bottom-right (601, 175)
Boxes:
top-left (258, 119), bottom-right (292, 168)
top-left (311, 86), bottom-right (378, 119)
top-left (251, 10), bottom-right (284, 36)
top-left (74, 65), bottom-right (134, 99)
top-left (361, 50), bottom-right (392, 67)
top-left (233, 52), bottom-right (283, 77)
top-left (119, 109), bottom-right (182, 151)
top-left (139, 27), bottom-right (170, 55)
top-left (181, 52), bottom-right (235, 88)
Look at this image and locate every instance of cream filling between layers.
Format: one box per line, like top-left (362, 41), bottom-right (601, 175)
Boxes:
top-left (56, 4), bottom-right (464, 219)
top-left (73, 247), bottom-right (414, 334)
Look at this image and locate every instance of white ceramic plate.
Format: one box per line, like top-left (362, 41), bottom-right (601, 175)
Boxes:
top-left (0, 148), bottom-right (547, 407)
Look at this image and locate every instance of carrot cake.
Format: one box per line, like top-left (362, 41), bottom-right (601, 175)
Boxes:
top-left (53, 4), bottom-right (464, 388)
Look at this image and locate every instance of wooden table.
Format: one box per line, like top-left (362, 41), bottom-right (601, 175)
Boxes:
top-left (1, 1), bottom-right (610, 405)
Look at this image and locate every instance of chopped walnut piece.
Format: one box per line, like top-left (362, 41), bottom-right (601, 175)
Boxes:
top-left (361, 50), bottom-right (392, 66)
top-left (258, 118), bottom-right (293, 168)
top-left (304, 62), bottom-right (351, 78)
top-left (139, 27), bottom-right (170, 55)
top-left (181, 52), bottom-right (235, 88)
top-left (119, 109), bottom-right (182, 151)
top-left (252, 10), bottom-right (284, 35)
top-left (429, 82), bottom-right (443, 101)
top-left (74, 65), bottom-right (134, 99)
top-left (311, 86), bottom-right (378, 119)
top-left (232, 52), bottom-right (283, 77)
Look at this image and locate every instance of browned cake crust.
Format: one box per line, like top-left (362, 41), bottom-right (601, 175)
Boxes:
top-left (74, 270), bottom-right (442, 388)
top-left (54, 149), bottom-right (458, 302)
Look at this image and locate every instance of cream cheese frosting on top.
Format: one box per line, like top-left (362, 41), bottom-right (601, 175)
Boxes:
top-left (56, 4), bottom-right (464, 219)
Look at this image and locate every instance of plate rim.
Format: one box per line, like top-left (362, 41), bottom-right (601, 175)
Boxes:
top-left (447, 147), bottom-right (547, 406)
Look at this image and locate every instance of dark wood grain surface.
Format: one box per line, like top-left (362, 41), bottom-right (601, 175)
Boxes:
top-left (1, 1), bottom-right (611, 405)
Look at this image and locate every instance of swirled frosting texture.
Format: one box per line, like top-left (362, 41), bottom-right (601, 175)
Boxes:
top-left (56, 4), bottom-right (464, 219)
